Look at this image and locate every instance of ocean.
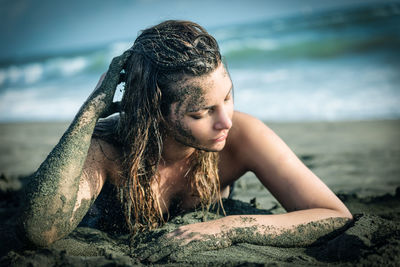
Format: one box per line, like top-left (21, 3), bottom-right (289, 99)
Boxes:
top-left (1, 3), bottom-right (399, 122)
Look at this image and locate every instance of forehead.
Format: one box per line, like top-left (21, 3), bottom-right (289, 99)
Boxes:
top-left (168, 64), bottom-right (232, 117)
top-left (178, 64), bottom-right (231, 98)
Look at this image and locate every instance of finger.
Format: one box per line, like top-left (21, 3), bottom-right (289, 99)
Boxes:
top-left (104, 50), bottom-right (133, 83)
top-left (131, 234), bottom-right (164, 260)
top-left (134, 246), bottom-right (155, 261)
top-left (133, 236), bottom-right (181, 263)
top-left (134, 243), bottom-right (169, 263)
top-left (147, 244), bottom-right (177, 263)
top-left (110, 49), bottom-right (132, 71)
top-left (99, 102), bottom-right (121, 118)
top-left (169, 238), bottom-right (232, 261)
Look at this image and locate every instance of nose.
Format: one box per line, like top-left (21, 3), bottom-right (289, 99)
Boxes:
top-left (214, 108), bottom-right (232, 131)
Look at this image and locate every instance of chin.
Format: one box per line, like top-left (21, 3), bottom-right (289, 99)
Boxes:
top-left (189, 142), bottom-right (225, 153)
top-left (206, 141), bottom-right (227, 152)
top-left (202, 147), bottom-right (221, 153)
top-left (193, 146), bottom-right (219, 153)
top-left (176, 137), bottom-right (226, 152)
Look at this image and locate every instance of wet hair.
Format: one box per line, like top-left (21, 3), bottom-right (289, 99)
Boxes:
top-left (117, 20), bottom-right (223, 233)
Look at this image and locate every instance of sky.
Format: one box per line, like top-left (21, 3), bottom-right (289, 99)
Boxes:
top-left (1, 0), bottom-right (399, 61)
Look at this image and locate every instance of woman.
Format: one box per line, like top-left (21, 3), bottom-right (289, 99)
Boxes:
top-left (19, 20), bottom-right (352, 251)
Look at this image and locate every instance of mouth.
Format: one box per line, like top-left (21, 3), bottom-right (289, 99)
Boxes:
top-left (213, 132), bottom-right (228, 142)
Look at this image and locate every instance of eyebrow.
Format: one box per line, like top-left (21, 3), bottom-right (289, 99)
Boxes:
top-left (188, 84), bottom-right (233, 113)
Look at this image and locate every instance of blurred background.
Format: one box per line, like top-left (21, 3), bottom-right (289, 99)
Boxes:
top-left (0, 0), bottom-right (399, 202)
top-left (1, 3), bottom-right (400, 265)
top-left (0, 0), bottom-right (400, 122)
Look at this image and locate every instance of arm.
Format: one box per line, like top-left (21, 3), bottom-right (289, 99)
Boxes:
top-left (232, 112), bottom-right (352, 218)
top-left (169, 112), bottom-right (352, 246)
top-left (18, 51), bottom-right (131, 247)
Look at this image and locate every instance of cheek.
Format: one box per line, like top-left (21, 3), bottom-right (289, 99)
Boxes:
top-left (224, 101), bottom-right (234, 124)
top-left (185, 120), bottom-right (211, 139)
top-left (177, 120), bottom-right (192, 136)
top-left (168, 117), bottom-right (198, 144)
top-left (228, 101), bottom-right (234, 117)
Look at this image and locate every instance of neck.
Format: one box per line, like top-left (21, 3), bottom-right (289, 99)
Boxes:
top-left (161, 135), bottom-right (196, 164)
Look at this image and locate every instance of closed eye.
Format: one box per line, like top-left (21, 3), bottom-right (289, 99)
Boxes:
top-left (189, 107), bottom-right (216, 119)
top-left (190, 114), bottom-right (203, 120)
top-left (190, 110), bottom-right (209, 120)
top-left (188, 85), bottom-right (232, 119)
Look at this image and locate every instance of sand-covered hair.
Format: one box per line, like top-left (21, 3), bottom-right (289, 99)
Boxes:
top-left (118, 20), bottom-right (223, 233)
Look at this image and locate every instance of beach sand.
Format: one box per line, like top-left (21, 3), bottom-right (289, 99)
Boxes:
top-left (0, 120), bottom-right (399, 266)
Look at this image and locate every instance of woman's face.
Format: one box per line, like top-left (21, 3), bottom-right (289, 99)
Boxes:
top-left (167, 63), bottom-right (234, 152)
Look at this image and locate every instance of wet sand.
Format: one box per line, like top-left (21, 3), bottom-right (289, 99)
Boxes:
top-left (1, 119), bottom-right (399, 266)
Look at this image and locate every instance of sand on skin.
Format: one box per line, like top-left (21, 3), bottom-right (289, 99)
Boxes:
top-left (0, 120), bottom-right (399, 266)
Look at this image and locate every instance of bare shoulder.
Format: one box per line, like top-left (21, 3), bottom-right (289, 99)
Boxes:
top-left (224, 112), bottom-right (352, 217)
top-left (225, 111), bottom-right (277, 161)
top-left (230, 111), bottom-right (273, 138)
top-left (224, 111), bottom-right (293, 174)
top-left (219, 111), bottom-right (276, 184)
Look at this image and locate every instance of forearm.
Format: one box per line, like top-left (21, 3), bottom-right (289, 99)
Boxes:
top-left (19, 103), bottom-right (100, 246)
top-left (18, 52), bottom-right (130, 247)
top-left (223, 209), bottom-right (352, 247)
top-left (156, 208), bottom-right (352, 262)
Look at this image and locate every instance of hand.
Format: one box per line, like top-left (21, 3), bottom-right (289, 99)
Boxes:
top-left (166, 221), bottom-right (226, 245)
top-left (132, 219), bottom-right (232, 263)
top-left (86, 50), bottom-right (132, 118)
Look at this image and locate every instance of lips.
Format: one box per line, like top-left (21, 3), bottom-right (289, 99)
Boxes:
top-left (213, 132), bottom-right (228, 142)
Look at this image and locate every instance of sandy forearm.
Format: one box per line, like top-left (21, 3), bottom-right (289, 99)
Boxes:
top-left (143, 210), bottom-right (352, 262)
top-left (19, 104), bottom-right (100, 246)
top-left (224, 210), bottom-right (352, 247)
top-left (18, 52), bottom-right (130, 247)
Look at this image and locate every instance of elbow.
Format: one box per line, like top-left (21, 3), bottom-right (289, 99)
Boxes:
top-left (341, 209), bottom-right (353, 221)
top-left (327, 198), bottom-right (353, 221)
top-left (333, 206), bottom-right (353, 221)
top-left (18, 216), bottom-right (59, 247)
top-left (338, 201), bottom-right (353, 220)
